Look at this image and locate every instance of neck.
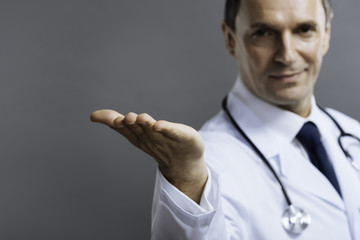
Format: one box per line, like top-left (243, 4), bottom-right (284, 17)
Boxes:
top-left (277, 99), bottom-right (312, 118)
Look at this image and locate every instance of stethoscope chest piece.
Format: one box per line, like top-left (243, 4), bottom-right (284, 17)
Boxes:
top-left (281, 205), bottom-right (311, 234)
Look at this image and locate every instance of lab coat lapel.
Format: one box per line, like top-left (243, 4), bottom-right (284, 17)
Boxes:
top-left (279, 144), bottom-right (345, 211)
top-left (331, 147), bottom-right (360, 238)
top-left (323, 127), bottom-right (360, 238)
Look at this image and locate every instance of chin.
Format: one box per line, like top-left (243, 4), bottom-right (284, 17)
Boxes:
top-left (266, 89), bottom-right (310, 108)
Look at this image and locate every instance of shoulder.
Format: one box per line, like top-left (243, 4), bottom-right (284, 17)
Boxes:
top-left (323, 107), bottom-right (360, 133)
top-left (199, 110), bottom-right (233, 134)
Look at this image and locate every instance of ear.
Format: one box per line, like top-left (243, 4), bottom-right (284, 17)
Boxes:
top-left (322, 22), bottom-right (331, 55)
top-left (221, 21), bottom-right (236, 57)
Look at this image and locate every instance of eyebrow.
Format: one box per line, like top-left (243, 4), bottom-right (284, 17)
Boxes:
top-left (249, 20), bottom-right (319, 30)
top-left (249, 23), bottom-right (276, 29)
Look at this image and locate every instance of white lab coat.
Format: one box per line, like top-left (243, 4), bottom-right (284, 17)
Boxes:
top-left (151, 79), bottom-right (360, 240)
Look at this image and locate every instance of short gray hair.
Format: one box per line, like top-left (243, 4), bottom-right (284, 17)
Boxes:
top-left (224, 0), bottom-right (333, 31)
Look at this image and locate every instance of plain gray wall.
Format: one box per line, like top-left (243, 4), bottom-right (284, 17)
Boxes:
top-left (0, 0), bottom-right (359, 239)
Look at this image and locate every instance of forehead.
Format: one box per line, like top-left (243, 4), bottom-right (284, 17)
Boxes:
top-left (238, 0), bottom-right (326, 27)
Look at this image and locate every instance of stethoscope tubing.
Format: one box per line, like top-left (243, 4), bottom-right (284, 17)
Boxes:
top-left (222, 96), bottom-right (293, 206)
top-left (319, 105), bottom-right (360, 161)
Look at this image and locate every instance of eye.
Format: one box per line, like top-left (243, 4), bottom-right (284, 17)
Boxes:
top-left (296, 24), bottom-right (316, 36)
top-left (299, 25), bottom-right (310, 33)
top-left (252, 28), bottom-right (275, 38)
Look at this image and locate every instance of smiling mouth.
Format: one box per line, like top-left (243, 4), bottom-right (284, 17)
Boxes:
top-left (269, 70), bottom-right (305, 82)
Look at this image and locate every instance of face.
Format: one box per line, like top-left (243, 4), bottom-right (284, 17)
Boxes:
top-left (223, 0), bottom-right (331, 117)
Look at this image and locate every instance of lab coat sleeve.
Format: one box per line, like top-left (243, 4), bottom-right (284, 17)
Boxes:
top-left (150, 165), bottom-right (229, 240)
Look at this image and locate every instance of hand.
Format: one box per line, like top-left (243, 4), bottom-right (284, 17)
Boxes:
top-left (90, 110), bottom-right (208, 203)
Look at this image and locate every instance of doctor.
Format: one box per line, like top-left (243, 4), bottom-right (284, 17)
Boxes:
top-left (91, 0), bottom-right (360, 239)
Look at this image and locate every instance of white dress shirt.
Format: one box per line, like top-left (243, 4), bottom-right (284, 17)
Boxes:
top-left (151, 78), bottom-right (360, 240)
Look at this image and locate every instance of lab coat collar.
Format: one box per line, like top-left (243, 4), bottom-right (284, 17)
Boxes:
top-left (231, 77), bottom-right (307, 144)
top-left (230, 77), bottom-right (308, 157)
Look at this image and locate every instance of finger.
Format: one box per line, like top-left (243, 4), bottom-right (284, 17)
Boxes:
top-left (90, 109), bottom-right (123, 127)
top-left (123, 112), bottom-right (145, 138)
top-left (113, 115), bottom-right (125, 128)
top-left (123, 112), bottom-right (137, 125)
top-left (137, 113), bottom-right (156, 134)
top-left (114, 125), bottom-right (141, 147)
top-left (136, 113), bottom-right (167, 144)
top-left (153, 120), bottom-right (169, 132)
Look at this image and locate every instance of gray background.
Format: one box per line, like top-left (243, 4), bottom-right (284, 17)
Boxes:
top-left (0, 0), bottom-right (359, 239)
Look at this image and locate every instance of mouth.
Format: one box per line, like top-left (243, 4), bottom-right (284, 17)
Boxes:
top-left (269, 70), bottom-right (305, 82)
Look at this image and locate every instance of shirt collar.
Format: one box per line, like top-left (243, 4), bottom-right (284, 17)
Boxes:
top-left (230, 76), bottom-right (322, 143)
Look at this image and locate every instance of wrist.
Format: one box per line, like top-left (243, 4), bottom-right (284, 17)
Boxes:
top-left (159, 158), bottom-right (208, 203)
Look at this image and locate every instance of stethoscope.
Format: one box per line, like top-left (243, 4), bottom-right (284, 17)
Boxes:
top-left (222, 96), bottom-right (360, 234)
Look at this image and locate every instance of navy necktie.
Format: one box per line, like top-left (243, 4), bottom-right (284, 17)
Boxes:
top-left (296, 122), bottom-right (342, 197)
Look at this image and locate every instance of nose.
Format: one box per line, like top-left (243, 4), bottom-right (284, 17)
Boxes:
top-left (274, 32), bottom-right (297, 65)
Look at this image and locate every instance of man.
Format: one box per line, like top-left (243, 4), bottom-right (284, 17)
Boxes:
top-left (91, 0), bottom-right (360, 239)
